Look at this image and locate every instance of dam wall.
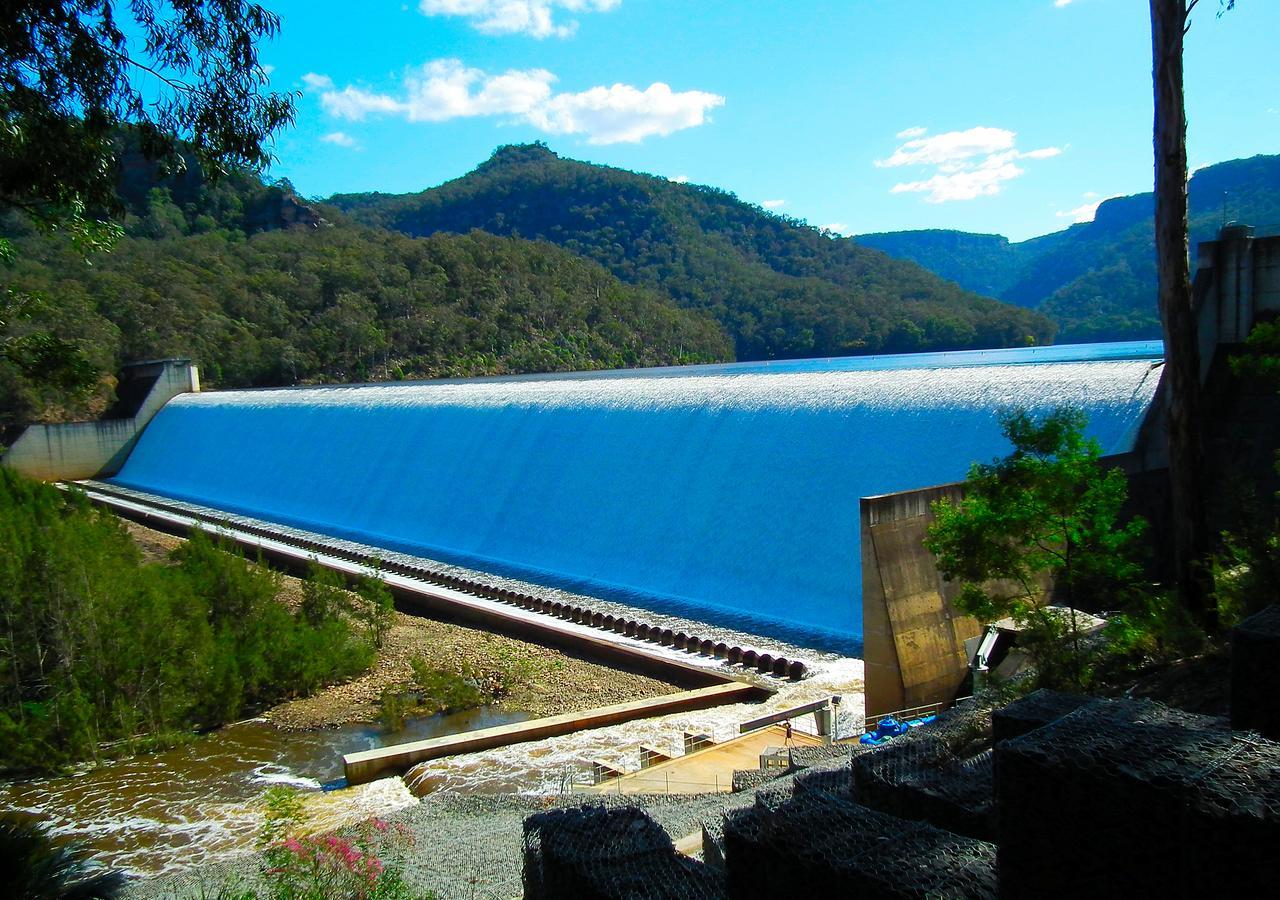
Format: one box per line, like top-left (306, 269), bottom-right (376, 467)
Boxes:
top-left (3, 359), bottom-right (198, 481)
top-left (861, 484), bottom-right (981, 717)
top-left (108, 343), bottom-right (1162, 647)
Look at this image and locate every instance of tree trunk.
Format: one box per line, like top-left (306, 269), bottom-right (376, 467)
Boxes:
top-left (1151, 0), bottom-right (1215, 628)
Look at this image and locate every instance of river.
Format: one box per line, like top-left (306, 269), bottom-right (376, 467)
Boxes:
top-left (0, 707), bottom-right (528, 877)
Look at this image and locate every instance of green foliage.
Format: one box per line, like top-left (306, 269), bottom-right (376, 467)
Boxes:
top-left (409, 660), bottom-right (485, 715)
top-left (1103, 590), bottom-right (1207, 661)
top-left (356, 573), bottom-right (395, 649)
top-left (1, 165), bottom-right (732, 426)
top-left (258, 786), bottom-right (310, 850)
top-left (378, 688), bottom-right (410, 734)
top-left (0, 813), bottom-right (125, 899)
top-left (300, 563), bottom-right (349, 628)
top-left (925, 407), bottom-right (1148, 689)
top-left (0, 470), bottom-right (373, 774)
top-left (257, 798), bottom-right (425, 900)
top-left (331, 143), bottom-right (1055, 362)
top-left (1230, 320), bottom-right (1280, 385)
top-left (855, 229), bottom-right (1042, 301)
top-left (1, 2), bottom-right (293, 230)
top-left (860, 154), bottom-right (1280, 342)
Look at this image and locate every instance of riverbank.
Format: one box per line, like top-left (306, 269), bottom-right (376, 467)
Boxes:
top-left (123, 521), bottom-right (679, 728)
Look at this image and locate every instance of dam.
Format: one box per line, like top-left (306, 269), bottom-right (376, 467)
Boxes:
top-left (106, 341), bottom-right (1164, 649)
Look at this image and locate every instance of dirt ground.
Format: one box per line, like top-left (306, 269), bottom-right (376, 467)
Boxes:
top-left (123, 521), bottom-right (678, 729)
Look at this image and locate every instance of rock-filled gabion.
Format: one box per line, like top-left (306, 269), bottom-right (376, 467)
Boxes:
top-left (851, 735), bottom-right (996, 841)
top-left (996, 697), bottom-right (1280, 897)
top-left (729, 768), bottom-right (781, 793)
top-left (1231, 605), bottom-right (1280, 740)
top-left (522, 805), bottom-right (726, 900)
top-left (722, 782), bottom-right (998, 897)
top-left (991, 688), bottom-right (1091, 745)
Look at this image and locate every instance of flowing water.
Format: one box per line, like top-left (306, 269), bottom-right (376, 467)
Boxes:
top-left (109, 341), bottom-right (1164, 647)
top-left (0, 708), bottom-right (527, 877)
top-left (4, 342), bottom-right (1165, 876)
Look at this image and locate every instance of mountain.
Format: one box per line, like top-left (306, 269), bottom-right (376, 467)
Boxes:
top-left (329, 144), bottom-right (1055, 361)
top-left (855, 154), bottom-right (1280, 343)
top-left (1, 159), bottom-right (730, 433)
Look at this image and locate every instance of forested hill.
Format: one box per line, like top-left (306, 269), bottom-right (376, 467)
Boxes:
top-left (329, 144), bottom-right (1055, 361)
top-left (856, 154), bottom-right (1280, 343)
top-left (1, 160), bottom-right (731, 433)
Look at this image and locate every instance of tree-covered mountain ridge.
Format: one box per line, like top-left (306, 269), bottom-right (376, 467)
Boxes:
top-left (329, 143), bottom-right (1055, 361)
top-left (856, 154), bottom-right (1280, 343)
top-left (1, 147), bottom-right (732, 434)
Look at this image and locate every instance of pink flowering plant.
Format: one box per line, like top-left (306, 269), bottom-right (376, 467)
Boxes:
top-left (257, 788), bottom-right (424, 899)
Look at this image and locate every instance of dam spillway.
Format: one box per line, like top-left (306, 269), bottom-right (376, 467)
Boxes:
top-left (109, 341), bottom-right (1164, 648)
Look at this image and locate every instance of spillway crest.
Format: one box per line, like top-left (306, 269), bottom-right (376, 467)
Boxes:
top-left (111, 342), bottom-right (1163, 646)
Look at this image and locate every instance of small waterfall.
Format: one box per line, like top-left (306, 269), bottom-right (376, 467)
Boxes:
top-left (111, 341), bottom-right (1163, 645)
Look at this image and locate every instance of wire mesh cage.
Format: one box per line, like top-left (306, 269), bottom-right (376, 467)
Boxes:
top-left (522, 804), bottom-right (726, 899)
top-left (723, 782), bottom-right (998, 896)
top-left (1231, 604), bottom-right (1280, 739)
top-left (996, 697), bottom-right (1280, 897)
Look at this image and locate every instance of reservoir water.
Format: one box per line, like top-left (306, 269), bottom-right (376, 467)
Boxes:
top-left (110, 341), bottom-right (1164, 648)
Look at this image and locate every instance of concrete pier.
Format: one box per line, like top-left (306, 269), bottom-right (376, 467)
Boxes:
top-left (343, 681), bottom-right (766, 785)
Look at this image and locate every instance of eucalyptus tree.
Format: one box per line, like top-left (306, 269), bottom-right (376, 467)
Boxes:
top-left (1, 0), bottom-right (295, 233)
top-left (1148, 0), bottom-right (1234, 629)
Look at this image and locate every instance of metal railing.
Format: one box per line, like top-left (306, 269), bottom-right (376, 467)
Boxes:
top-left (566, 771), bottom-right (730, 795)
top-left (863, 696), bottom-right (973, 733)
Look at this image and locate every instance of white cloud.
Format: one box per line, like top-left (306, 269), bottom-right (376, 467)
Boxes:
top-left (670, 175), bottom-right (690, 183)
top-left (302, 72), bottom-right (334, 90)
top-left (419, 0), bottom-right (621, 39)
top-left (526, 82), bottom-right (723, 144)
top-left (1056, 192), bottom-right (1106, 222)
top-left (877, 126), bottom-right (1064, 203)
top-left (1020, 146), bottom-right (1063, 160)
top-left (313, 60), bottom-right (723, 145)
top-left (876, 126), bottom-right (1016, 169)
top-left (261, 64), bottom-right (276, 77)
top-left (821, 222), bottom-right (851, 235)
top-left (321, 131), bottom-right (360, 148)
top-left (1054, 0), bottom-right (1074, 7)
top-left (762, 199), bottom-right (786, 209)
top-left (896, 126), bottom-right (927, 139)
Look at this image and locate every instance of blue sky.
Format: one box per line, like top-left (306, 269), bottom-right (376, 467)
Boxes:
top-left (259, 1), bottom-right (1278, 242)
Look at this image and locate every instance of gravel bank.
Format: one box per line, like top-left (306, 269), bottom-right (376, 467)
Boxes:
top-left (123, 785), bottom-right (772, 900)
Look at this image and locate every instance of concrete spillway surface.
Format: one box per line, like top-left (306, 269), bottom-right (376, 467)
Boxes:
top-left (110, 341), bottom-right (1163, 648)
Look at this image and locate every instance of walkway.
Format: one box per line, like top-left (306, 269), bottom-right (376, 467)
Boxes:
top-left (581, 723), bottom-right (824, 795)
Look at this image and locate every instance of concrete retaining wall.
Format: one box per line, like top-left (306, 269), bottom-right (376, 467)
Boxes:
top-left (3, 359), bottom-right (198, 481)
top-left (860, 484), bottom-right (982, 718)
top-left (343, 681), bottom-right (766, 784)
top-left (1195, 226), bottom-right (1280, 380)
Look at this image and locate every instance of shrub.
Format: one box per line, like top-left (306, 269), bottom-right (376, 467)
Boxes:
top-left (410, 660), bottom-right (485, 714)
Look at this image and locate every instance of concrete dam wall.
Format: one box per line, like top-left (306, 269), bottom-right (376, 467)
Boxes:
top-left (109, 342), bottom-right (1163, 648)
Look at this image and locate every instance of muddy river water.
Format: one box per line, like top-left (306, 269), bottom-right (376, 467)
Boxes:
top-left (0, 707), bottom-right (528, 877)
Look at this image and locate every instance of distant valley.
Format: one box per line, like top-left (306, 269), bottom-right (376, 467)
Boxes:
top-left (856, 154), bottom-right (1280, 343)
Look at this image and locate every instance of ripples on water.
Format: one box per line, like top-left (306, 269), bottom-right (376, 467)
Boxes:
top-left (0, 708), bottom-right (525, 877)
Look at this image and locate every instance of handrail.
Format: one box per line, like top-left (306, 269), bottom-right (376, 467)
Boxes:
top-left (863, 696), bottom-right (973, 732)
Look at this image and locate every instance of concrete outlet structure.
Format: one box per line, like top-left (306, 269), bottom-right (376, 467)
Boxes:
top-left (3, 358), bottom-right (198, 481)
